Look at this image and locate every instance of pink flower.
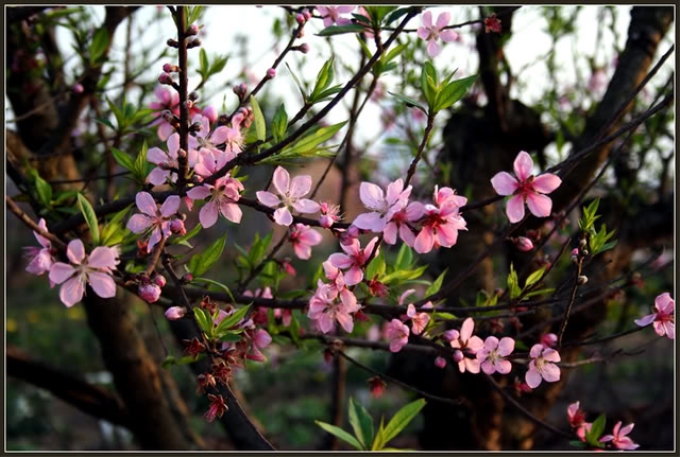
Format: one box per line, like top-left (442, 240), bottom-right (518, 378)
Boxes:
top-left (48, 239), bottom-right (120, 307)
top-left (203, 106), bottom-right (218, 124)
top-left (308, 283), bottom-right (357, 334)
top-left (256, 166), bottom-right (320, 226)
top-left (321, 261), bottom-right (358, 308)
top-left (414, 186), bottom-right (467, 254)
top-left (193, 147), bottom-right (236, 180)
top-left (25, 218), bottom-right (54, 276)
top-left (189, 114), bottom-right (242, 155)
top-left (417, 11), bottom-right (458, 57)
top-left (449, 317), bottom-right (485, 373)
top-left (186, 175), bottom-right (243, 228)
top-left (139, 283), bottom-right (161, 303)
top-left (406, 303), bottom-right (431, 335)
top-left (146, 133), bottom-right (198, 186)
top-left (634, 292), bottom-right (674, 339)
top-left (567, 401), bottom-right (591, 442)
top-left (127, 192), bottom-right (180, 250)
top-left (316, 5), bottom-right (354, 27)
top-left (525, 343), bottom-right (561, 388)
top-left (477, 336), bottom-right (514, 374)
top-left (289, 223), bottom-right (323, 260)
top-left (483, 14), bottom-right (502, 33)
top-left (328, 236), bottom-right (379, 286)
top-left (384, 319), bottom-right (410, 352)
top-left (383, 202), bottom-right (424, 246)
top-left (353, 179), bottom-right (412, 233)
top-left (490, 151), bottom-right (562, 223)
top-left (600, 422), bottom-right (639, 450)
top-left (319, 202), bottom-right (341, 228)
top-left (149, 86), bottom-right (180, 141)
top-left (164, 306), bottom-right (186, 320)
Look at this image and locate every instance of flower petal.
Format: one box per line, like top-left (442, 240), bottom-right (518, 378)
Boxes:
top-left (506, 195), bottom-right (526, 223)
top-left (87, 271), bottom-right (117, 298)
top-left (88, 247), bottom-right (119, 270)
top-left (273, 207), bottom-right (293, 226)
top-left (491, 172), bottom-right (519, 196)
top-left (146, 147), bottom-right (168, 166)
top-left (289, 175), bottom-right (312, 198)
top-left (427, 39), bottom-right (441, 58)
top-left (219, 202), bottom-right (242, 224)
top-left (353, 212), bottom-right (386, 232)
top-left (256, 191), bottom-right (281, 208)
top-left (187, 186), bottom-right (211, 201)
top-left (60, 276), bottom-right (85, 307)
top-left (127, 214), bottom-right (153, 233)
top-left (526, 192), bottom-right (553, 218)
top-left (160, 195), bottom-right (181, 216)
top-left (292, 198), bottom-right (321, 214)
top-left (532, 173), bottom-right (562, 194)
top-left (525, 368), bottom-right (542, 388)
top-left (67, 239), bottom-right (86, 264)
top-left (272, 166), bottom-right (290, 195)
top-left (199, 201), bottom-right (219, 228)
top-left (359, 182), bottom-right (385, 210)
top-left (542, 363), bottom-right (561, 382)
top-left (513, 151), bottom-right (534, 181)
top-left (49, 262), bottom-right (76, 284)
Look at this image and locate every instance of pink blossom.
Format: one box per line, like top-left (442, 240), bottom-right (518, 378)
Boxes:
top-left (193, 147), bottom-right (236, 180)
top-left (316, 5), bottom-right (354, 27)
top-left (384, 202), bottom-right (424, 246)
top-left (491, 151), bottom-right (562, 223)
top-left (525, 343), bottom-right (561, 388)
top-left (48, 239), bottom-right (120, 307)
top-left (149, 86), bottom-right (180, 141)
top-left (414, 186), bottom-right (467, 254)
top-left (435, 356), bottom-right (447, 368)
top-left (567, 401), bottom-right (591, 442)
top-left (189, 113), bottom-right (242, 155)
top-left (483, 14), bottom-right (502, 33)
top-left (203, 106), bottom-right (218, 123)
top-left (634, 292), bottom-right (674, 339)
top-left (353, 179), bottom-right (412, 233)
top-left (139, 283), bottom-right (161, 303)
top-left (417, 11), bottom-right (458, 57)
top-left (384, 319), bottom-right (410, 352)
top-left (127, 192), bottom-right (180, 250)
top-left (308, 283), bottom-right (357, 334)
top-left (406, 303), bottom-right (431, 335)
top-left (25, 218), bottom-right (54, 276)
top-left (328, 236), bottom-right (379, 286)
top-left (514, 236), bottom-right (534, 252)
top-left (319, 201), bottom-right (341, 228)
top-left (204, 394), bottom-right (228, 422)
top-left (449, 317), bottom-right (485, 373)
top-left (146, 133), bottom-right (198, 186)
top-left (165, 306), bottom-right (187, 320)
top-left (477, 336), bottom-right (514, 374)
top-left (256, 166), bottom-right (320, 226)
top-left (541, 333), bottom-right (558, 348)
top-left (600, 422), bottom-right (639, 450)
top-left (289, 223), bottom-right (323, 260)
top-left (186, 175), bottom-right (243, 228)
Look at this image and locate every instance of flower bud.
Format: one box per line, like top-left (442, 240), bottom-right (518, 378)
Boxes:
top-left (177, 148), bottom-right (188, 158)
top-left (187, 24), bottom-right (200, 36)
top-left (164, 306), bottom-right (186, 320)
top-left (71, 83), bottom-right (84, 94)
top-left (189, 91), bottom-right (200, 101)
top-left (139, 283), bottom-right (162, 303)
top-left (577, 275), bottom-right (588, 285)
top-left (514, 236), bottom-right (534, 252)
top-left (266, 67), bottom-right (277, 79)
top-left (183, 273), bottom-right (194, 283)
top-left (282, 261), bottom-right (296, 277)
top-left (158, 72), bottom-right (174, 85)
top-left (571, 248), bottom-right (579, 257)
top-left (303, 9), bottom-right (312, 20)
top-left (298, 43), bottom-right (310, 54)
top-left (452, 350), bottom-right (464, 363)
top-left (434, 356), bottom-right (447, 368)
top-left (154, 274), bottom-right (167, 288)
top-left (170, 218), bottom-right (186, 235)
top-left (167, 38), bottom-right (179, 48)
top-left (295, 13), bottom-right (306, 25)
top-left (187, 38), bottom-right (202, 49)
top-left (443, 329), bottom-right (459, 342)
top-left (203, 105), bottom-right (218, 123)
top-left (368, 376), bottom-right (387, 398)
top-left (579, 238), bottom-right (587, 248)
top-left (163, 63), bottom-right (179, 73)
top-left (541, 333), bottom-right (558, 348)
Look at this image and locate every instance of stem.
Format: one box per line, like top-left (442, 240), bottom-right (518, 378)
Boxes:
top-left (174, 7), bottom-right (190, 187)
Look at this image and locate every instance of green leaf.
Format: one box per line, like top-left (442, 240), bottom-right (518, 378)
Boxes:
top-left (134, 141), bottom-right (149, 182)
top-left (209, 55), bottom-right (228, 75)
top-left (285, 63), bottom-right (307, 102)
top-left (525, 266), bottom-right (546, 288)
top-left (170, 222), bottom-right (202, 247)
top-left (380, 399), bottom-right (426, 447)
top-left (187, 233), bottom-right (227, 277)
top-left (315, 421), bottom-right (364, 450)
top-left (316, 24), bottom-right (367, 37)
top-left (349, 398), bottom-right (374, 450)
top-left (425, 269), bottom-right (447, 296)
top-left (214, 305), bottom-right (251, 336)
top-left (278, 121), bottom-right (347, 157)
top-left (220, 332), bottom-right (243, 342)
top-left (568, 440), bottom-right (587, 449)
top-left (420, 62), bottom-right (439, 110)
top-left (272, 104), bottom-right (288, 143)
top-left (162, 354), bottom-right (204, 368)
top-left (381, 265), bottom-right (427, 284)
top-left (434, 74), bottom-right (478, 112)
top-left (395, 244), bottom-right (413, 271)
top-left (111, 148), bottom-right (135, 172)
top-left (100, 205), bottom-right (132, 246)
top-left (199, 48), bottom-right (209, 76)
top-left (77, 194), bottom-right (100, 245)
top-left (34, 175), bottom-right (53, 207)
top-left (388, 92), bottom-right (427, 114)
top-left (586, 413), bottom-right (606, 446)
top-left (186, 5), bottom-right (204, 27)
top-left (250, 95), bottom-right (266, 142)
top-left (507, 263), bottom-right (521, 299)
top-left (365, 253), bottom-right (386, 281)
top-left (89, 27), bottom-right (109, 65)
top-left (193, 307), bottom-right (213, 335)
top-left (191, 277), bottom-right (235, 302)
top-left (310, 57), bottom-right (335, 103)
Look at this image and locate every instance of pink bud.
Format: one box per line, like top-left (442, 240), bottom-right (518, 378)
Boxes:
top-left (139, 283), bottom-right (162, 303)
top-left (514, 236), bottom-right (534, 252)
top-left (453, 350), bottom-right (464, 363)
top-left (434, 356), bottom-right (447, 368)
top-left (571, 248), bottom-right (579, 256)
top-left (164, 306), bottom-right (186, 320)
top-left (299, 43), bottom-right (310, 54)
top-left (303, 9), bottom-right (311, 20)
top-left (154, 274), bottom-right (167, 288)
top-left (162, 63), bottom-right (177, 73)
top-left (443, 329), bottom-right (459, 342)
top-left (187, 24), bottom-right (200, 36)
top-left (541, 333), bottom-right (558, 348)
top-left (266, 68), bottom-right (276, 79)
top-left (282, 261), bottom-right (296, 276)
top-left (170, 219), bottom-right (186, 235)
top-left (319, 215), bottom-right (334, 229)
top-left (158, 72), bottom-right (173, 85)
top-left (295, 13), bottom-right (305, 25)
top-left (71, 83), bottom-right (84, 94)
top-left (203, 106), bottom-right (218, 123)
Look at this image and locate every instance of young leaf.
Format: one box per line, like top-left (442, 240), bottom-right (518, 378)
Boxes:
top-left (525, 266), bottom-right (546, 289)
top-left (434, 74), bottom-right (478, 112)
top-left (193, 307), bottom-right (213, 335)
top-left (272, 104), bottom-right (288, 143)
top-left (89, 27), bottom-right (109, 65)
top-left (279, 121), bottom-right (347, 156)
top-left (250, 96), bottom-right (266, 142)
top-left (214, 304), bottom-right (251, 336)
top-left (380, 399), bottom-right (426, 447)
top-left (349, 398), bottom-right (374, 449)
top-left (315, 421), bottom-right (364, 450)
top-left (425, 269), bottom-right (448, 296)
top-left (34, 175), bottom-right (53, 208)
top-left (388, 91), bottom-right (428, 114)
top-left (134, 141), bottom-right (149, 182)
top-left (586, 413), bottom-right (607, 446)
top-left (111, 147), bottom-right (135, 172)
top-left (310, 57), bottom-right (335, 103)
top-left (365, 253), bottom-right (386, 281)
top-left (187, 233), bottom-right (228, 277)
top-left (316, 24), bottom-right (367, 37)
top-left (77, 194), bottom-right (100, 245)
